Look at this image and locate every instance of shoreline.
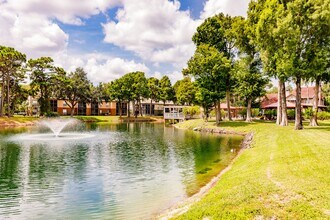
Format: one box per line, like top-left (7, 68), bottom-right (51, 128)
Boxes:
top-left (157, 124), bottom-right (254, 219)
top-left (0, 116), bottom-right (165, 128)
top-left (0, 119), bottom-right (37, 128)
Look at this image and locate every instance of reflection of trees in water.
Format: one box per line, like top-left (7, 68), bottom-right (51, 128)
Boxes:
top-left (0, 143), bottom-right (21, 202)
top-left (0, 123), bottom-right (244, 218)
top-left (112, 123), bottom-right (171, 178)
top-left (165, 129), bottom-right (243, 196)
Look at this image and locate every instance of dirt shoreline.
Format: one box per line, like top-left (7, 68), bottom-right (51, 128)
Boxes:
top-left (157, 125), bottom-right (254, 220)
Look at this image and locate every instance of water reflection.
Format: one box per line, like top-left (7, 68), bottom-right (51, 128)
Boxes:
top-left (0, 123), bottom-right (242, 219)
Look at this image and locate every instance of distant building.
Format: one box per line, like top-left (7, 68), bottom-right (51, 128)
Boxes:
top-left (261, 86), bottom-right (326, 110)
top-left (51, 100), bottom-right (117, 116)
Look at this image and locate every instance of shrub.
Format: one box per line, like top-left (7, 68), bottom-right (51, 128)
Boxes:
top-left (317, 111), bottom-right (330, 120)
top-left (287, 109), bottom-right (295, 120)
top-left (252, 108), bottom-right (261, 117)
top-left (304, 108), bottom-right (313, 120)
top-left (45, 112), bottom-right (59, 117)
top-left (264, 109), bottom-right (277, 120)
top-left (183, 106), bottom-right (201, 118)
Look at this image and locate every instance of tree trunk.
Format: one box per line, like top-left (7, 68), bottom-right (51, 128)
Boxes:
top-left (204, 108), bottom-right (209, 122)
top-left (0, 78), bottom-right (5, 116)
top-left (295, 77), bottom-right (303, 130)
top-left (6, 76), bottom-right (10, 117)
top-left (280, 81), bottom-right (288, 126)
top-left (150, 99), bottom-right (153, 116)
top-left (127, 101), bottom-right (131, 118)
top-left (215, 101), bottom-right (221, 125)
top-left (276, 80), bottom-right (282, 125)
top-left (226, 90), bottom-right (232, 121)
top-left (310, 79), bottom-right (319, 126)
top-left (246, 98), bottom-right (252, 122)
top-left (139, 99), bottom-right (143, 117)
top-left (119, 101), bottom-right (122, 117)
top-left (70, 106), bottom-right (75, 117)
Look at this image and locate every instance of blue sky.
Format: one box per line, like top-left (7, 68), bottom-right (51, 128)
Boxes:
top-left (0, 0), bottom-right (249, 83)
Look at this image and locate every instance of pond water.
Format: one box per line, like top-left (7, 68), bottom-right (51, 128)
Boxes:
top-left (0, 122), bottom-right (243, 219)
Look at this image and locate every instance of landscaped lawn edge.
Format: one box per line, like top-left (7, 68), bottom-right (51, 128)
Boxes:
top-left (158, 126), bottom-right (254, 220)
top-left (158, 119), bottom-right (330, 220)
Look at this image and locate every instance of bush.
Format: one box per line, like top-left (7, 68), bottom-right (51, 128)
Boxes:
top-left (45, 112), bottom-right (59, 117)
top-left (304, 108), bottom-right (313, 120)
top-left (287, 109), bottom-right (295, 120)
top-left (183, 106), bottom-right (201, 118)
top-left (239, 108), bottom-right (247, 117)
top-left (317, 111), bottom-right (330, 120)
top-left (252, 108), bottom-right (261, 117)
top-left (264, 109), bottom-right (277, 120)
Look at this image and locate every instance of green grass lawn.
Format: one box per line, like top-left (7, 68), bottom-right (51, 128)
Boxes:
top-left (69, 115), bottom-right (121, 123)
top-left (70, 115), bottom-right (159, 123)
top-left (0, 115), bottom-right (39, 124)
top-left (173, 119), bottom-right (330, 220)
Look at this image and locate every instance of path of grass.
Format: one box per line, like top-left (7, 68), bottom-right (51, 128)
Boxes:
top-left (172, 120), bottom-right (330, 220)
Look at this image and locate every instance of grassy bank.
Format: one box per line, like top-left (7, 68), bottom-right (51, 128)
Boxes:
top-left (172, 119), bottom-right (330, 219)
top-left (71, 115), bottom-right (161, 123)
top-left (0, 116), bottom-right (39, 126)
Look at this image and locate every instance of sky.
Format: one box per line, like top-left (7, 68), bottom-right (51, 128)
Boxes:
top-left (0, 0), bottom-right (249, 84)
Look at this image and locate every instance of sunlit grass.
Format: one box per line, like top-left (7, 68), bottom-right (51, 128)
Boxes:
top-left (173, 120), bottom-right (330, 220)
top-left (0, 115), bottom-right (38, 124)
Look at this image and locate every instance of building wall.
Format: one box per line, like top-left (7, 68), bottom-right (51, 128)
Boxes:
top-left (54, 100), bottom-right (116, 116)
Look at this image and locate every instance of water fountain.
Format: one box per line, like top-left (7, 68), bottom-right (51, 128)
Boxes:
top-left (39, 118), bottom-right (77, 137)
top-left (12, 118), bottom-right (95, 142)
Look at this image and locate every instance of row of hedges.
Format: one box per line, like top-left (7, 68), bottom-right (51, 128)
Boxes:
top-left (263, 108), bottom-right (330, 120)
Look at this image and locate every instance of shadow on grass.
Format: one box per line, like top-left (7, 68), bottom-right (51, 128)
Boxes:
top-left (210, 119), bottom-right (274, 128)
top-left (304, 124), bottom-right (330, 132)
top-left (305, 127), bottom-right (330, 132)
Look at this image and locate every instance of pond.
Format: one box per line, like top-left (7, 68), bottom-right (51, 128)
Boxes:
top-left (0, 122), bottom-right (243, 219)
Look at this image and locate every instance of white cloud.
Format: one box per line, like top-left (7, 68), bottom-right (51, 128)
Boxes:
top-left (200, 0), bottom-right (249, 19)
top-left (54, 53), bottom-right (149, 84)
top-left (0, 0), bottom-right (251, 85)
top-left (5, 0), bottom-right (122, 25)
top-left (148, 71), bottom-right (183, 84)
top-left (0, 3), bottom-right (68, 58)
top-left (102, 0), bottom-right (200, 66)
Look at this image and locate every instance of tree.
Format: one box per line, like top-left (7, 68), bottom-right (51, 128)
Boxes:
top-left (28, 57), bottom-right (56, 116)
top-left (251, 0), bottom-right (290, 126)
top-left (0, 46), bottom-right (26, 116)
top-left (106, 78), bottom-right (126, 117)
top-left (193, 13), bottom-right (240, 121)
top-left (304, 1), bottom-right (330, 126)
top-left (274, 0), bottom-right (330, 129)
top-left (233, 17), bottom-right (268, 122)
top-left (56, 67), bottom-right (91, 117)
top-left (131, 72), bottom-right (148, 117)
top-left (195, 87), bottom-right (214, 122)
top-left (159, 76), bottom-right (174, 105)
top-left (322, 83), bottom-right (330, 110)
top-left (147, 77), bottom-right (160, 115)
top-left (119, 71), bottom-right (148, 117)
top-left (173, 77), bottom-right (197, 105)
top-left (183, 44), bottom-right (230, 124)
top-left (234, 56), bottom-right (268, 122)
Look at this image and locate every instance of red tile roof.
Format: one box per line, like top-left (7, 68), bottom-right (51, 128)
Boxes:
top-left (261, 93), bottom-right (278, 108)
top-left (264, 101), bottom-right (296, 109)
top-left (292, 86), bottom-right (316, 99)
top-left (220, 103), bottom-right (243, 110)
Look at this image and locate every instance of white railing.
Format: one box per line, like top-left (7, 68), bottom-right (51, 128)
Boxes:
top-left (164, 112), bottom-right (185, 120)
